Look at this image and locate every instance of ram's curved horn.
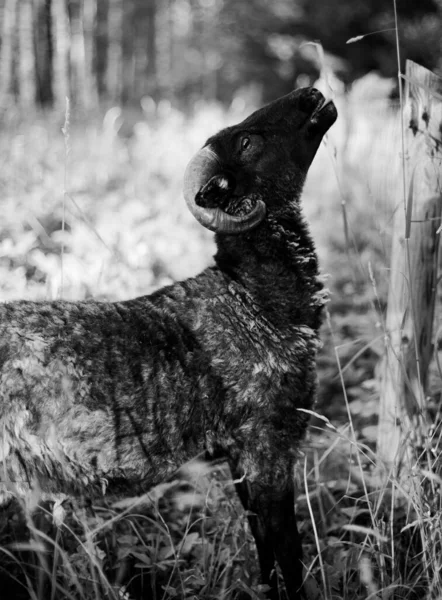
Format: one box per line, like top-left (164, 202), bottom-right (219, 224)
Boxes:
top-left (183, 146), bottom-right (266, 234)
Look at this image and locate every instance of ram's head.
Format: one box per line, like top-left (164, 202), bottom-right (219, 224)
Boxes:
top-left (184, 87), bottom-right (337, 234)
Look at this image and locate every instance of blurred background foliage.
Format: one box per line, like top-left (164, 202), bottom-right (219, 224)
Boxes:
top-left (0, 0), bottom-right (442, 111)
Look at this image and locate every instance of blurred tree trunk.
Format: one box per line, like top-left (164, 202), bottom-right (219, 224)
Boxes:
top-left (51, 0), bottom-right (70, 110)
top-left (95, 0), bottom-right (108, 97)
top-left (33, 0), bottom-right (53, 106)
top-left (133, 13), bottom-right (148, 100)
top-left (190, 0), bottom-right (204, 99)
top-left (156, 0), bottom-right (174, 101)
top-left (0, 0), bottom-right (18, 110)
top-left (121, 0), bottom-right (135, 103)
top-left (170, 0), bottom-right (191, 102)
top-left (377, 61), bottom-right (442, 478)
top-left (146, 0), bottom-right (157, 98)
top-left (131, 0), bottom-right (156, 101)
top-left (201, 0), bottom-right (219, 101)
top-left (191, 0), bottom-right (219, 101)
top-left (82, 0), bottom-right (98, 107)
top-left (70, 1), bottom-right (85, 107)
top-left (106, 0), bottom-right (123, 102)
top-left (70, 0), bottom-right (98, 109)
top-left (18, 0), bottom-right (36, 109)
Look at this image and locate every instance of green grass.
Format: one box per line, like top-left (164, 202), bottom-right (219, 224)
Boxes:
top-left (0, 79), bottom-right (441, 599)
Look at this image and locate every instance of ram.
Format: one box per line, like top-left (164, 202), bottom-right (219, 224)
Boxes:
top-left (0, 87), bottom-right (337, 600)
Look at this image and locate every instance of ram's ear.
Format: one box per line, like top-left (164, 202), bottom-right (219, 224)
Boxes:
top-left (183, 146), bottom-right (266, 234)
top-left (195, 174), bottom-right (235, 210)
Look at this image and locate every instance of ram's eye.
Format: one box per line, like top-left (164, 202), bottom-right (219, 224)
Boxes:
top-left (241, 137), bottom-right (251, 151)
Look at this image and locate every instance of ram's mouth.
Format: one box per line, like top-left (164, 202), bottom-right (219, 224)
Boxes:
top-left (308, 96), bottom-right (338, 125)
top-left (306, 94), bottom-right (338, 138)
top-left (312, 96), bottom-right (334, 117)
top-left (223, 195), bottom-right (260, 217)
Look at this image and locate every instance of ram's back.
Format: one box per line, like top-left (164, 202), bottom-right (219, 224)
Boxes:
top-left (0, 286), bottom-right (222, 498)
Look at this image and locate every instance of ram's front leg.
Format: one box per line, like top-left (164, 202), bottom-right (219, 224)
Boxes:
top-left (231, 463), bottom-right (305, 600)
top-left (269, 488), bottom-right (305, 600)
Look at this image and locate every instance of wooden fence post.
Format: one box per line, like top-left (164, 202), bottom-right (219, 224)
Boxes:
top-left (377, 61), bottom-right (442, 475)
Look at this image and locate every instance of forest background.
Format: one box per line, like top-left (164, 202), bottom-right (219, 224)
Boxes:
top-left (1, 0), bottom-right (442, 111)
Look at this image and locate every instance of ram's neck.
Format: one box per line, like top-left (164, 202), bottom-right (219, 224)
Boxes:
top-left (214, 205), bottom-right (327, 332)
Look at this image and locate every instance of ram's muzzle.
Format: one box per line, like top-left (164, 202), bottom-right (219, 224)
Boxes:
top-left (183, 146), bottom-right (266, 234)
